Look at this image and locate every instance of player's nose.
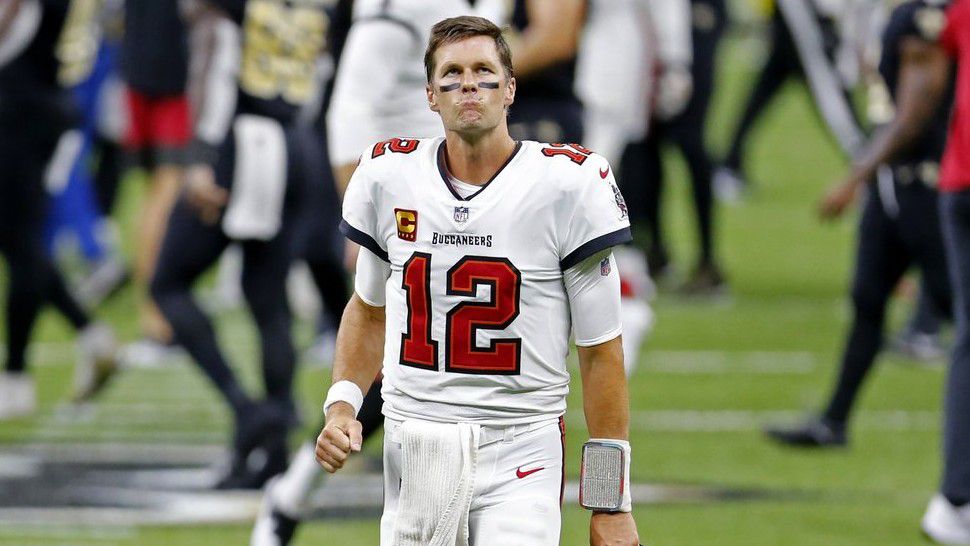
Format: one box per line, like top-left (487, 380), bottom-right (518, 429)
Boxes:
top-left (459, 70), bottom-right (479, 92)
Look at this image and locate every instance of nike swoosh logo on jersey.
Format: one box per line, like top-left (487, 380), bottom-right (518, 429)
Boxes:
top-left (516, 466), bottom-right (545, 479)
top-left (599, 167), bottom-right (610, 179)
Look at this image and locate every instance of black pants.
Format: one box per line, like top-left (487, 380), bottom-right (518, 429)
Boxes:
top-left (150, 122), bottom-right (314, 420)
top-left (0, 110), bottom-right (90, 374)
top-left (822, 178), bottom-right (951, 426)
top-left (298, 127), bottom-right (349, 334)
top-left (939, 190), bottom-right (970, 504)
top-left (622, 0), bottom-right (726, 264)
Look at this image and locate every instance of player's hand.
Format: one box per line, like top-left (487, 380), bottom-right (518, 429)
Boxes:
top-left (818, 179), bottom-right (859, 220)
top-left (590, 511), bottom-right (639, 546)
top-left (184, 164), bottom-right (228, 225)
top-left (315, 402), bottom-right (363, 473)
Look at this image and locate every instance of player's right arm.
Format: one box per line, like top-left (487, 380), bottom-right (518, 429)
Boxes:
top-left (316, 149), bottom-right (391, 473)
top-left (316, 289), bottom-right (386, 473)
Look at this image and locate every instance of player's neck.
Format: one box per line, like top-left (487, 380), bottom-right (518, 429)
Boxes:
top-left (443, 130), bottom-right (517, 185)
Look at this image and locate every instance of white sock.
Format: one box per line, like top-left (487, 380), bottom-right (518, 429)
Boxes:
top-left (271, 442), bottom-right (324, 517)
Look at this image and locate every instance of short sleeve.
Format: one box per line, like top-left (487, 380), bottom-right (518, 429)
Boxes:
top-left (354, 246), bottom-right (391, 307)
top-left (565, 250), bottom-right (623, 347)
top-left (339, 152), bottom-right (389, 262)
top-left (559, 161), bottom-right (633, 270)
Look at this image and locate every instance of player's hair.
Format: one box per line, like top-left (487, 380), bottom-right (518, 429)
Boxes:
top-left (424, 16), bottom-right (514, 83)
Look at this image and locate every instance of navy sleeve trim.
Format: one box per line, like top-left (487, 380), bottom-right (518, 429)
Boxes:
top-left (356, 14), bottom-right (420, 43)
top-left (560, 227), bottom-right (633, 270)
top-left (340, 220), bottom-right (390, 263)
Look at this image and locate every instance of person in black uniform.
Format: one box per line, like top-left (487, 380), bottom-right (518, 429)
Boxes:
top-left (621, 0), bottom-right (728, 292)
top-left (150, 0), bottom-right (330, 488)
top-left (716, 0), bottom-right (866, 198)
top-left (0, 0), bottom-right (119, 420)
top-left (766, 0), bottom-right (954, 447)
top-left (506, 0), bottom-right (586, 144)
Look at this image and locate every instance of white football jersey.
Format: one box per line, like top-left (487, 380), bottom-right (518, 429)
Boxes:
top-left (341, 137), bottom-right (632, 426)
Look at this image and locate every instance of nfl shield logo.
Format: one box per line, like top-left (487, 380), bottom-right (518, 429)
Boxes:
top-left (600, 258), bottom-right (611, 276)
top-left (453, 206), bottom-right (469, 224)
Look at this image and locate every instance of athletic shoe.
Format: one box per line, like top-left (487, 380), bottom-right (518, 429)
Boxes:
top-left (251, 477), bottom-right (301, 546)
top-left (217, 402), bottom-right (290, 490)
top-left (923, 494), bottom-right (970, 544)
top-left (890, 331), bottom-right (947, 363)
top-left (678, 263), bottom-right (728, 298)
top-left (0, 373), bottom-right (37, 420)
top-left (713, 166), bottom-right (748, 204)
top-left (74, 323), bottom-right (119, 402)
top-left (764, 417), bottom-right (847, 448)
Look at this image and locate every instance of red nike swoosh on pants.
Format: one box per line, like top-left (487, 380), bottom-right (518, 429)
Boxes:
top-left (516, 466), bottom-right (545, 479)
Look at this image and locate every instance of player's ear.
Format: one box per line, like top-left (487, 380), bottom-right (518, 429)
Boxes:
top-left (504, 76), bottom-right (515, 108)
top-left (427, 82), bottom-right (440, 113)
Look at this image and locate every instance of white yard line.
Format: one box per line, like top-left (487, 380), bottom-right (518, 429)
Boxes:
top-left (643, 350), bottom-right (817, 374)
top-left (563, 409), bottom-right (939, 432)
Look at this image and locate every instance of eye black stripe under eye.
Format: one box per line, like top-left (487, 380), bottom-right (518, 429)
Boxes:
top-left (439, 82), bottom-right (461, 92)
top-left (479, 82), bottom-right (499, 89)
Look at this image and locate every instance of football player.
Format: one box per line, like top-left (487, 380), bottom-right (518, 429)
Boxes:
top-left (150, 0), bottom-right (330, 489)
top-left (765, 0), bottom-right (953, 450)
top-left (317, 16), bottom-right (639, 545)
top-left (251, 2), bottom-right (510, 544)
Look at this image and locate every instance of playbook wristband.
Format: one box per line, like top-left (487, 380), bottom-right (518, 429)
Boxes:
top-left (323, 380), bottom-right (364, 418)
top-left (579, 439), bottom-right (633, 513)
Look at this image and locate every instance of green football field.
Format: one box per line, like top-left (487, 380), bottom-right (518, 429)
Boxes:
top-left (0, 34), bottom-right (950, 545)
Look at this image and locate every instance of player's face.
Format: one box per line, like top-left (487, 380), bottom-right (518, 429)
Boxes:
top-left (427, 36), bottom-right (515, 137)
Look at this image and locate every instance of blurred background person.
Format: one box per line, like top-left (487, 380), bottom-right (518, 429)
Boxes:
top-left (0, 0), bottom-right (120, 421)
top-left (150, 0), bottom-right (330, 489)
top-left (43, 0), bottom-right (127, 308)
top-left (765, 0), bottom-right (954, 448)
top-left (922, 0), bottom-right (970, 541)
top-left (620, 0), bottom-right (728, 295)
top-left (119, 0), bottom-right (191, 363)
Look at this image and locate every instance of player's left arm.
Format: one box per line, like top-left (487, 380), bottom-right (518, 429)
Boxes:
top-left (820, 31), bottom-right (952, 218)
top-left (566, 250), bottom-right (639, 546)
top-left (578, 338), bottom-right (639, 546)
top-left (507, 0), bottom-right (585, 78)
